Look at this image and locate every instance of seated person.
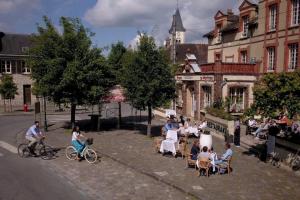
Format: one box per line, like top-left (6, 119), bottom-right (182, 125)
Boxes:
top-left (209, 147), bottom-right (218, 161)
top-left (253, 119), bottom-right (270, 139)
top-left (209, 147), bottom-right (218, 172)
top-left (248, 118), bottom-right (257, 128)
top-left (190, 140), bottom-right (200, 160)
top-left (198, 120), bottom-right (207, 131)
top-left (188, 122), bottom-right (199, 137)
top-left (277, 113), bottom-right (289, 131)
top-left (178, 123), bottom-right (186, 136)
top-left (291, 121), bottom-right (300, 135)
top-left (197, 146), bottom-right (210, 160)
top-left (161, 119), bottom-right (173, 136)
top-left (214, 143), bottom-right (233, 165)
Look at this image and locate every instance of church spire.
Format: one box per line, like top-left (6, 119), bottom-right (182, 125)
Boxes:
top-left (169, 8), bottom-right (186, 34)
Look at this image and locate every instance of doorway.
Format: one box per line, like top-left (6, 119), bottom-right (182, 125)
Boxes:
top-left (23, 85), bottom-right (31, 104)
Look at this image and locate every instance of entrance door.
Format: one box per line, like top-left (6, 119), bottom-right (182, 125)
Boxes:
top-left (23, 85), bottom-right (31, 104)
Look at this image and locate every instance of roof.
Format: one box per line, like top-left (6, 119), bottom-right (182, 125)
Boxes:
top-left (0, 32), bottom-right (32, 55)
top-left (190, 63), bottom-right (201, 73)
top-left (169, 43), bottom-right (208, 65)
top-left (227, 15), bottom-right (239, 22)
top-left (203, 31), bottom-right (214, 38)
top-left (169, 9), bottom-right (186, 34)
top-left (186, 53), bottom-right (197, 60)
top-left (221, 21), bottom-right (239, 33)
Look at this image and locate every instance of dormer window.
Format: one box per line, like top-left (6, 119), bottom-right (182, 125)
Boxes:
top-left (21, 61), bottom-right (31, 74)
top-left (269, 4), bottom-right (277, 31)
top-left (242, 16), bottom-right (249, 38)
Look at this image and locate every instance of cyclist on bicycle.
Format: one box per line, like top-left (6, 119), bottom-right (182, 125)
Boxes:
top-left (25, 121), bottom-right (44, 156)
top-left (71, 126), bottom-right (86, 160)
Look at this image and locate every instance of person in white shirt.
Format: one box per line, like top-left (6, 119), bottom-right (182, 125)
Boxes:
top-left (25, 121), bottom-right (44, 156)
top-left (198, 120), bottom-right (207, 130)
top-left (248, 119), bottom-right (257, 128)
top-left (71, 126), bottom-right (86, 160)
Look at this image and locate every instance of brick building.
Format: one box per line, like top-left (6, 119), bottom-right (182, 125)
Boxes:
top-left (0, 32), bottom-right (37, 106)
top-left (175, 0), bottom-right (300, 119)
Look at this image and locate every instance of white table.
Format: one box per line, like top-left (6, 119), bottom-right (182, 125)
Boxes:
top-left (160, 130), bottom-right (178, 155)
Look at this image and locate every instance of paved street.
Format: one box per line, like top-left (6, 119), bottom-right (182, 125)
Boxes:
top-left (0, 115), bottom-right (90, 200)
top-left (1, 112), bottom-right (300, 200)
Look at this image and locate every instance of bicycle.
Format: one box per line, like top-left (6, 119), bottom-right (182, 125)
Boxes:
top-left (18, 137), bottom-right (55, 160)
top-left (287, 148), bottom-right (300, 171)
top-left (65, 138), bottom-right (98, 164)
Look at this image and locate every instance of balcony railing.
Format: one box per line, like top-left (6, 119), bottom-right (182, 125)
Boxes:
top-left (201, 62), bottom-right (259, 74)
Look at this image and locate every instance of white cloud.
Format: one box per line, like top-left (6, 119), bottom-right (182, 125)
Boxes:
top-left (85, 0), bottom-right (240, 44)
top-left (0, 0), bottom-right (39, 14)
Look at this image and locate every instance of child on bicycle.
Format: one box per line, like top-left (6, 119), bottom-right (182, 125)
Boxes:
top-left (71, 126), bottom-right (86, 160)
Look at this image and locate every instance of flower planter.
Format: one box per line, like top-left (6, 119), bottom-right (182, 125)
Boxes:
top-left (205, 113), bottom-right (234, 143)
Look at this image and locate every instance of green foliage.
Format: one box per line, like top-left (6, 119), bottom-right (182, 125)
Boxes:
top-left (108, 41), bottom-right (127, 85)
top-left (0, 75), bottom-right (18, 112)
top-left (206, 107), bottom-right (234, 121)
top-left (0, 75), bottom-right (18, 99)
top-left (120, 35), bottom-right (176, 111)
top-left (28, 16), bottom-right (114, 124)
top-left (251, 71), bottom-right (300, 118)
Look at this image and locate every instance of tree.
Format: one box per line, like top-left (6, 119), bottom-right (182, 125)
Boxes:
top-left (108, 41), bottom-right (127, 85)
top-left (28, 16), bottom-right (114, 127)
top-left (120, 35), bottom-right (176, 136)
top-left (0, 75), bottom-right (18, 112)
top-left (250, 71), bottom-right (300, 118)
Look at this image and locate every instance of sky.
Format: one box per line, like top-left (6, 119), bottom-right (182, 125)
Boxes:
top-left (0, 0), bottom-right (248, 50)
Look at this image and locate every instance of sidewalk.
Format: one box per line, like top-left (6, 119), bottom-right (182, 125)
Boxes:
top-left (19, 120), bottom-right (300, 200)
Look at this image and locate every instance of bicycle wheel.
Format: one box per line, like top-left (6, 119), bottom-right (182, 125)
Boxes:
top-left (291, 159), bottom-right (300, 171)
top-left (39, 145), bottom-right (55, 160)
top-left (18, 144), bottom-right (30, 158)
top-left (65, 146), bottom-right (77, 160)
top-left (84, 148), bottom-right (97, 164)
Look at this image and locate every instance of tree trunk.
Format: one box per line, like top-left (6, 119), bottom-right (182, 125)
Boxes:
top-left (3, 99), bottom-right (6, 112)
top-left (117, 102), bottom-right (121, 129)
top-left (71, 103), bottom-right (76, 128)
top-left (139, 110), bottom-right (142, 122)
top-left (97, 103), bottom-right (101, 131)
top-left (147, 105), bottom-right (152, 137)
top-left (9, 98), bottom-right (12, 112)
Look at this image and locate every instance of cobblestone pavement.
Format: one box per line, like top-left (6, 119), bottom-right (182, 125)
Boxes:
top-left (18, 121), bottom-right (300, 200)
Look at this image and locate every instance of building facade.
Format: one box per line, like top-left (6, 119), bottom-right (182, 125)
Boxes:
top-left (175, 0), bottom-right (300, 119)
top-left (0, 32), bottom-right (37, 106)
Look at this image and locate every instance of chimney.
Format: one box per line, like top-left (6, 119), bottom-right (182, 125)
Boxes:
top-left (227, 9), bottom-right (233, 15)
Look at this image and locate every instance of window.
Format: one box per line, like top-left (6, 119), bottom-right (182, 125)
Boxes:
top-left (229, 88), bottom-right (244, 112)
top-left (269, 4), bottom-right (277, 31)
top-left (267, 47), bottom-right (275, 71)
top-left (21, 61), bottom-right (31, 74)
top-left (203, 86), bottom-right (212, 108)
top-left (242, 16), bottom-right (249, 37)
top-left (240, 51), bottom-right (247, 63)
top-left (215, 53), bottom-right (221, 62)
top-left (0, 60), bottom-right (12, 74)
top-left (21, 47), bottom-right (29, 53)
top-left (291, 0), bottom-right (300, 26)
top-left (288, 43), bottom-right (299, 70)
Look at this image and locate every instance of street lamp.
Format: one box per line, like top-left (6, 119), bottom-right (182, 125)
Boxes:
top-left (43, 96), bottom-right (48, 132)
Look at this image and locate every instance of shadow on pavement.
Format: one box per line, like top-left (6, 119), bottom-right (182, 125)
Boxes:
top-left (60, 116), bottom-right (162, 137)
